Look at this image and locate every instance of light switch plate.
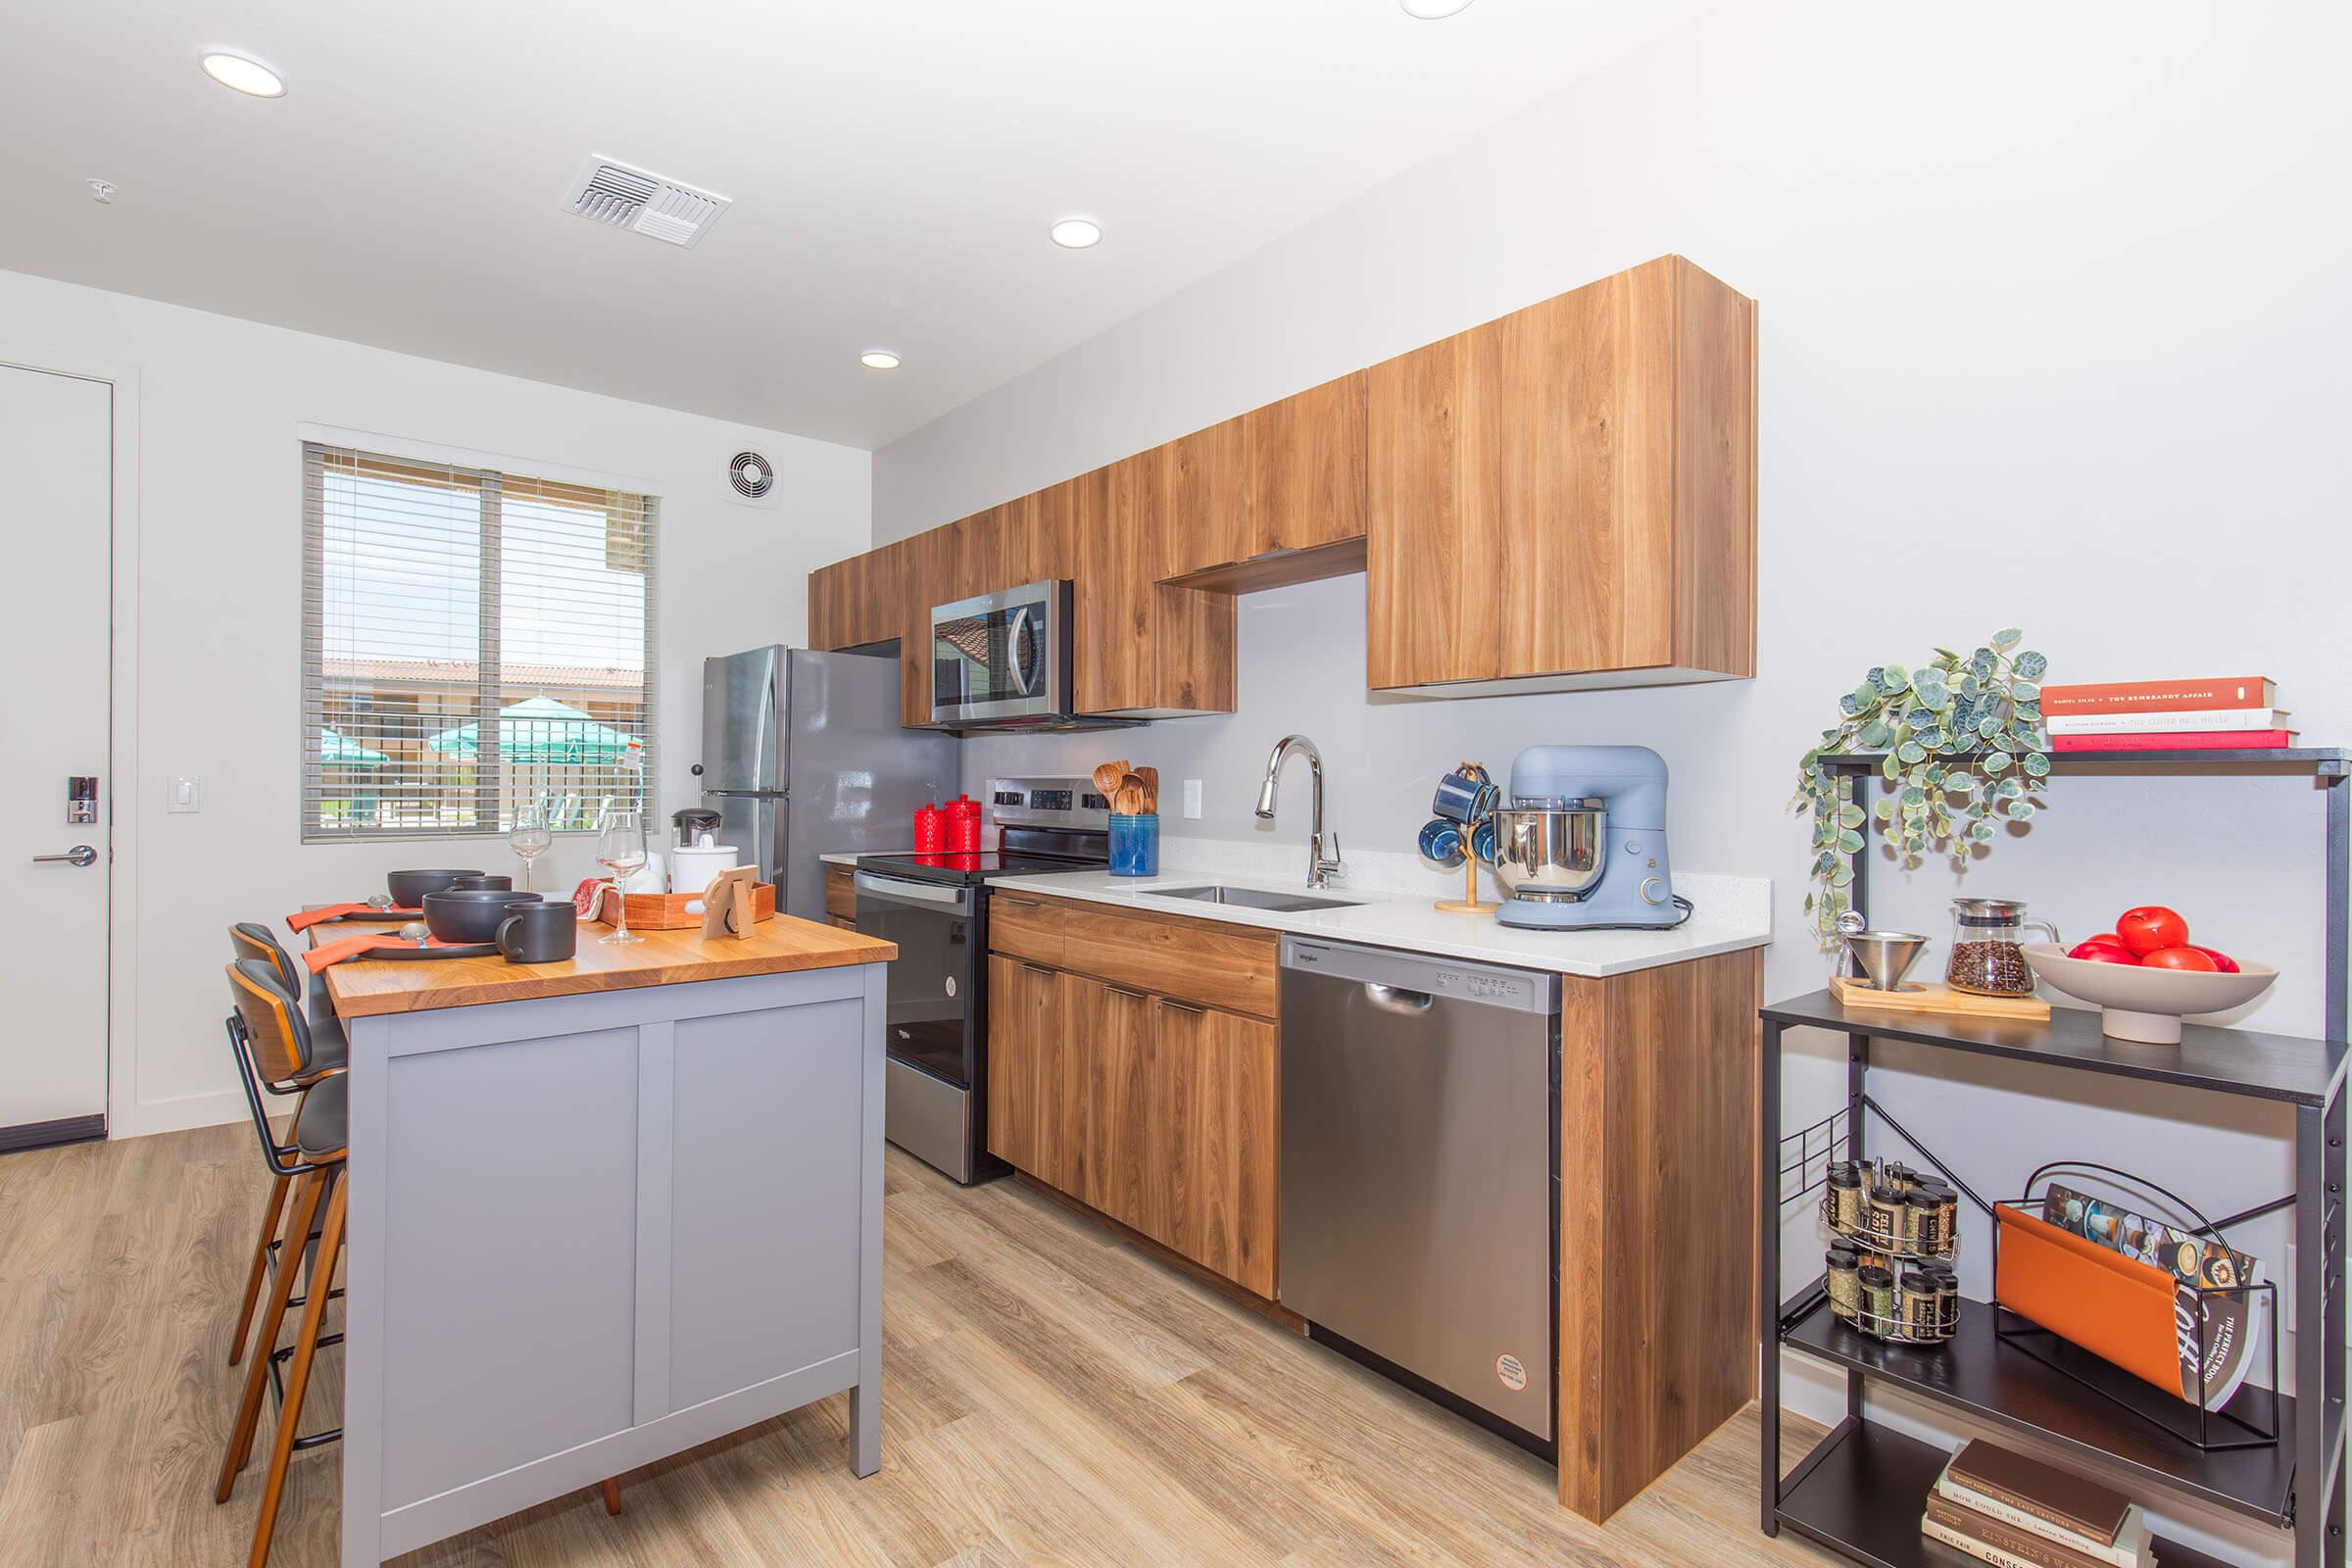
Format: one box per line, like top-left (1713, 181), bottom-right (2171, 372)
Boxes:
top-left (1182, 779), bottom-right (1203, 819)
top-left (169, 775), bottom-right (201, 813)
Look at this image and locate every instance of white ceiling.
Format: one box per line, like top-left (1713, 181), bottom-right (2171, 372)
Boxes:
top-left (0, 0), bottom-right (1695, 449)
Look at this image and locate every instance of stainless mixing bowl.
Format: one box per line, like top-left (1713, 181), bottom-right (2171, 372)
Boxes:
top-left (1486, 802), bottom-right (1604, 902)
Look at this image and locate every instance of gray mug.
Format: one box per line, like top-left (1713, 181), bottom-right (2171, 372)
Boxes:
top-left (497, 901), bottom-right (578, 964)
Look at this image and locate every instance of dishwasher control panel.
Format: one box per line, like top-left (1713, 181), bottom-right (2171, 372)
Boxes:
top-left (1281, 937), bottom-right (1554, 1014)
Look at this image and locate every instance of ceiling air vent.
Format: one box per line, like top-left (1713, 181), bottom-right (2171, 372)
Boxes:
top-left (562, 155), bottom-right (731, 249)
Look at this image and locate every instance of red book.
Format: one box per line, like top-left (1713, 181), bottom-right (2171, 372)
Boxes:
top-left (2042, 676), bottom-right (2276, 715)
top-left (2051, 729), bottom-right (2296, 753)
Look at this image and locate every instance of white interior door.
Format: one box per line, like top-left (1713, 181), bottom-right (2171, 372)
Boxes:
top-left (1, 364), bottom-right (113, 1136)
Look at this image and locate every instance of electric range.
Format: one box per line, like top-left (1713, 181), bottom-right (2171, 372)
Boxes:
top-left (851, 776), bottom-right (1107, 1184)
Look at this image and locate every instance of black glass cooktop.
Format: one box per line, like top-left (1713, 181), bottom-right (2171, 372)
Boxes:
top-left (856, 851), bottom-right (1100, 887)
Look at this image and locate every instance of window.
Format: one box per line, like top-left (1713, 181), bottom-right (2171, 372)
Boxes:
top-left (301, 442), bottom-right (658, 840)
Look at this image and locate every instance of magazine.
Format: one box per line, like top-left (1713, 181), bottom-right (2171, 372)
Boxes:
top-left (2040, 1182), bottom-right (2267, 1411)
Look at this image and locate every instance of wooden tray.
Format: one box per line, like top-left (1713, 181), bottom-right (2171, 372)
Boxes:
top-left (594, 880), bottom-right (776, 930)
top-left (1831, 973), bottom-right (2050, 1021)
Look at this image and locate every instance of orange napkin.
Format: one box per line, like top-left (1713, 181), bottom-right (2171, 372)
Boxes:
top-left (287, 903), bottom-right (419, 932)
top-left (303, 931), bottom-right (470, 974)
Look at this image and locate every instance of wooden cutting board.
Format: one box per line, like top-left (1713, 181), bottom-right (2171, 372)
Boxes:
top-left (1831, 973), bottom-right (2051, 1021)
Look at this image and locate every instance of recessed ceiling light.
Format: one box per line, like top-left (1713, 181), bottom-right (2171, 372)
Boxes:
top-left (1049, 218), bottom-right (1103, 250)
top-left (859, 350), bottom-right (902, 370)
top-left (200, 50), bottom-right (286, 98)
top-left (1400, 0), bottom-right (1475, 16)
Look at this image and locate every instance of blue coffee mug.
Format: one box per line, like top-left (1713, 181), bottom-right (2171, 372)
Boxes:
top-left (1418, 817), bottom-right (1466, 868)
top-left (1431, 769), bottom-right (1497, 824)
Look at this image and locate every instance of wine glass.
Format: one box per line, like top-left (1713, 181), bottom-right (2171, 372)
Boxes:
top-left (508, 805), bottom-right (552, 893)
top-left (597, 809), bottom-right (648, 946)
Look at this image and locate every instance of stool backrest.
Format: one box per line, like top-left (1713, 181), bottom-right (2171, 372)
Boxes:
top-left (229, 922), bottom-right (303, 1001)
top-left (226, 958), bottom-right (316, 1085)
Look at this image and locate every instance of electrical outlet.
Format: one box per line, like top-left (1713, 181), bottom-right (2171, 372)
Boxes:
top-left (1182, 779), bottom-right (1203, 819)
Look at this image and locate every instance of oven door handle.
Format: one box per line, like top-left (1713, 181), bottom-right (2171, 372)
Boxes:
top-left (854, 871), bottom-right (973, 912)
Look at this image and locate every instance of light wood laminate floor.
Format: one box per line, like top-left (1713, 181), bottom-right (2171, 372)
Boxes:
top-left (0, 1124), bottom-right (1839, 1568)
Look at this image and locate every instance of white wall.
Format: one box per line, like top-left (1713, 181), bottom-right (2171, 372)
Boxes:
top-left (2, 267), bottom-right (868, 1138)
top-left (876, 6), bottom-right (2348, 1552)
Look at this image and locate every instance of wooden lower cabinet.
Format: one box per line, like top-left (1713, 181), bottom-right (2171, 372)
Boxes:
top-left (1147, 999), bottom-right (1278, 1298)
top-left (985, 929), bottom-right (1279, 1299)
top-left (986, 956), bottom-right (1067, 1186)
top-left (822, 863), bottom-right (858, 925)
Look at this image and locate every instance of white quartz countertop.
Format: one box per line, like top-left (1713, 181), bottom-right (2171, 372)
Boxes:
top-left (981, 866), bottom-right (1770, 979)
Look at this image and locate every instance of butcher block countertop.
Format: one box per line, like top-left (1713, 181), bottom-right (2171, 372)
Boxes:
top-left (318, 914), bottom-right (896, 1017)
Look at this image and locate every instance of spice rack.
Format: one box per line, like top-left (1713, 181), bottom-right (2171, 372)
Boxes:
top-left (1760, 745), bottom-right (2347, 1568)
top-left (1811, 1149), bottom-right (1960, 1346)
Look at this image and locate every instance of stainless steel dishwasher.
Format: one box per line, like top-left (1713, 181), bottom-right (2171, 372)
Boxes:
top-left (1278, 935), bottom-right (1559, 1450)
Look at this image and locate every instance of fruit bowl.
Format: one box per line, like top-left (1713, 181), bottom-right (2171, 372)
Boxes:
top-left (2021, 943), bottom-right (2278, 1044)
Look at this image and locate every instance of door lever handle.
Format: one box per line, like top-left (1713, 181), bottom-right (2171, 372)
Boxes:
top-left (33, 845), bottom-right (98, 867)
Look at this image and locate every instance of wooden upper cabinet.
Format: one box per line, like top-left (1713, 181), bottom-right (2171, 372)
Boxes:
top-left (1152, 416), bottom-right (1249, 579)
top-left (808, 545), bottom-right (902, 652)
top-left (896, 524), bottom-right (956, 727)
top-left (1074, 458), bottom-right (1235, 716)
top-left (1367, 254), bottom-right (1755, 692)
top-left (1245, 370), bottom-right (1367, 559)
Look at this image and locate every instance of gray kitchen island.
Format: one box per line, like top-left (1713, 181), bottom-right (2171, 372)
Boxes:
top-left (319, 916), bottom-right (897, 1567)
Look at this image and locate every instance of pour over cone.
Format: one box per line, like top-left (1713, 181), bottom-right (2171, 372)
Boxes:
top-left (1844, 931), bottom-right (1930, 991)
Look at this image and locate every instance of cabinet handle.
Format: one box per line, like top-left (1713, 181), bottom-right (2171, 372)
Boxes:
top-left (1157, 998), bottom-right (1204, 1014)
top-left (1105, 983), bottom-right (1150, 1002)
top-left (998, 896), bottom-right (1039, 910)
top-left (1021, 962), bottom-right (1057, 978)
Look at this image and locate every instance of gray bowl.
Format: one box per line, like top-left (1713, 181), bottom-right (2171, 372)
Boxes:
top-left (421, 889), bottom-right (543, 944)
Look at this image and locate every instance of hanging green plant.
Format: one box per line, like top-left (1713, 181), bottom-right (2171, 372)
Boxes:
top-left (1792, 629), bottom-right (2052, 943)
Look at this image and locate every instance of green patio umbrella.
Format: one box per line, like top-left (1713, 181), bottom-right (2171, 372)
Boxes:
top-left (426, 695), bottom-right (640, 764)
top-left (319, 726), bottom-right (389, 766)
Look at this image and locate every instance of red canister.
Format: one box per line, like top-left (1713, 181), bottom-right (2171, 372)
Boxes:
top-left (946, 794), bottom-right (982, 854)
top-left (912, 801), bottom-right (947, 854)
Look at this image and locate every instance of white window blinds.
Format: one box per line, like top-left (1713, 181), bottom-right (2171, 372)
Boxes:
top-left (301, 442), bottom-right (658, 841)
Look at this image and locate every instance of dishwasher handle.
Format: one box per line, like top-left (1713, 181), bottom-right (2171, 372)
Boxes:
top-left (1362, 982), bottom-right (1434, 1016)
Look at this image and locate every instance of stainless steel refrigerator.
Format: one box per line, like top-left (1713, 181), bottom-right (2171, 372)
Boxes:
top-left (698, 647), bottom-right (959, 920)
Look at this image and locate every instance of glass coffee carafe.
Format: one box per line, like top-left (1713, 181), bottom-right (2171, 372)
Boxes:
top-left (1944, 897), bottom-right (2062, 996)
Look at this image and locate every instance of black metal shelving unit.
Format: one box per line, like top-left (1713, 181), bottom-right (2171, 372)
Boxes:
top-left (1760, 747), bottom-right (2351, 1568)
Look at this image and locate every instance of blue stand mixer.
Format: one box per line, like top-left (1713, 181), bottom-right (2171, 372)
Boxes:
top-left (1487, 745), bottom-right (1688, 931)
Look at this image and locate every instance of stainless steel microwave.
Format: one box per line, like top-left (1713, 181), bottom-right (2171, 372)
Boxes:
top-left (928, 579), bottom-right (1075, 729)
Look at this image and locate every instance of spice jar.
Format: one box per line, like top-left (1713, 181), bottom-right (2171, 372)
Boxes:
top-left (1863, 1182), bottom-right (1905, 1251)
top-left (1916, 1181), bottom-right (1959, 1255)
top-left (1857, 1265), bottom-right (1897, 1334)
top-left (1825, 1246), bottom-right (1862, 1320)
top-left (1899, 1266), bottom-right (1941, 1340)
top-left (1925, 1262), bottom-right (1961, 1339)
top-left (1904, 1189), bottom-right (1946, 1255)
top-left (1826, 1162), bottom-right (1864, 1234)
top-left (1945, 897), bottom-right (2062, 997)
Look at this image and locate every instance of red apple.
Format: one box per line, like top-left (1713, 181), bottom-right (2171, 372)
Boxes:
top-left (2141, 946), bottom-right (2220, 973)
top-left (2068, 937), bottom-right (2140, 964)
top-left (2116, 906), bottom-right (2189, 956)
top-left (2182, 944), bottom-right (2240, 974)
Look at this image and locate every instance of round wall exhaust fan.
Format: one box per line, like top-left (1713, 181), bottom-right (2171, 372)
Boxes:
top-left (726, 449), bottom-right (776, 505)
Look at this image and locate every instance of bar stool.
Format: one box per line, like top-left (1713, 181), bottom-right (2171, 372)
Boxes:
top-left (219, 957), bottom-right (348, 1568)
top-left (224, 924), bottom-right (345, 1370)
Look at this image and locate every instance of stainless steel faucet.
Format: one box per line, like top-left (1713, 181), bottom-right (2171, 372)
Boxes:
top-left (1254, 733), bottom-right (1345, 888)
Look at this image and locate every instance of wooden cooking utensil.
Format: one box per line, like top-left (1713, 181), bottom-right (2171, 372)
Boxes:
top-left (1137, 766), bottom-right (1158, 811)
top-left (1092, 761), bottom-right (1125, 796)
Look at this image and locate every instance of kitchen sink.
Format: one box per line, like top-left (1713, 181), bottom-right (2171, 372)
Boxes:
top-left (1149, 884), bottom-right (1355, 913)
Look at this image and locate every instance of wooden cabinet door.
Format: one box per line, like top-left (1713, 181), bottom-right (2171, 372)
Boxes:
top-left (1074, 459), bottom-right (1152, 712)
top-left (808, 558), bottom-right (850, 651)
top-left (1153, 416), bottom-right (1249, 579)
top-left (897, 525), bottom-right (956, 727)
top-left (1246, 370), bottom-right (1367, 558)
top-left (986, 956), bottom-right (1065, 1185)
top-left (1366, 326), bottom-right (1499, 688)
top-left (1058, 972), bottom-right (1153, 1229)
top-left (1150, 1001), bottom-right (1278, 1297)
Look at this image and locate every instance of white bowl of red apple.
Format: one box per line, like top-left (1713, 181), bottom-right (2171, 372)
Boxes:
top-left (2022, 905), bottom-right (2277, 1044)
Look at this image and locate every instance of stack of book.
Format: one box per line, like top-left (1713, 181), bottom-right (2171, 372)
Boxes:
top-left (2041, 675), bottom-right (2293, 754)
top-left (1922, 1440), bottom-right (2156, 1567)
